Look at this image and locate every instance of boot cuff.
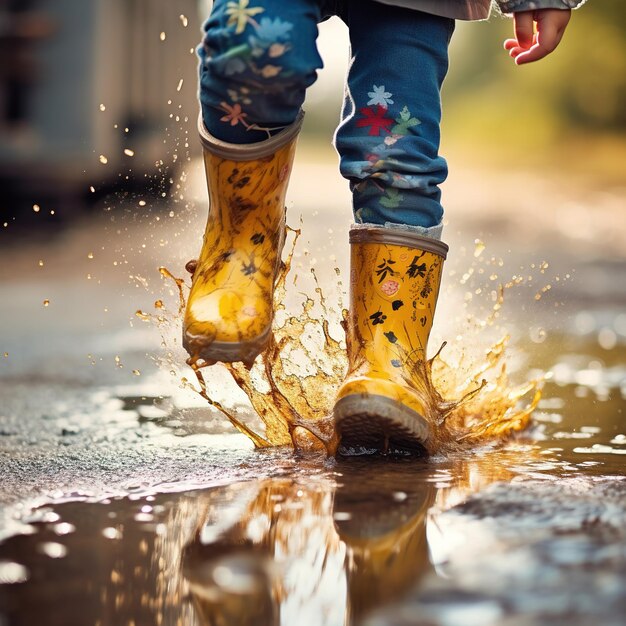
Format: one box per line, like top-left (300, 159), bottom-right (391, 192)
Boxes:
top-left (198, 110), bottom-right (304, 161)
top-left (350, 225), bottom-right (449, 259)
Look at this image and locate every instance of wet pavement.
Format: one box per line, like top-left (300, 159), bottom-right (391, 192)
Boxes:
top-left (0, 144), bottom-right (625, 625)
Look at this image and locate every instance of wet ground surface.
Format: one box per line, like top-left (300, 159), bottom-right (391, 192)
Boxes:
top-left (1, 147), bottom-right (625, 625)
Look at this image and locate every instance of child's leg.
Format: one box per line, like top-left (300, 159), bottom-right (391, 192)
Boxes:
top-left (184, 0), bottom-right (332, 364)
top-left (335, 1), bottom-right (454, 239)
top-left (333, 2), bottom-right (454, 453)
top-left (198, 0), bottom-right (328, 144)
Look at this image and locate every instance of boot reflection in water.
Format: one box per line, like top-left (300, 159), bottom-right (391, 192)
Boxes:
top-left (182, 464), bottom-right (434, 624)
top-left (190, 0), bottom-right (454, 450)
top-left (182, 478), bottom-right (345, 626)
top-left (333, 459), bottom-right (435, 622)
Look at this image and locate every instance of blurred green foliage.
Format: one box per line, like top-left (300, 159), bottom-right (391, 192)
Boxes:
top-left (444, 0), bottom-right (626, 151)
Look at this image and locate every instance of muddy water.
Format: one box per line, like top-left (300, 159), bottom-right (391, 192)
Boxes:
top-left (0, 327), bottom-right (623, 625)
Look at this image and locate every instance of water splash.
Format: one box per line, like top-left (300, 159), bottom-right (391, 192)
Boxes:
top-left (154, 229), bottom-right (542, 456)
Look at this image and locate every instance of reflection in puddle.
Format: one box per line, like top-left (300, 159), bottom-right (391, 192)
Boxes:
top-left (0, 452), bottom-right (522, 626)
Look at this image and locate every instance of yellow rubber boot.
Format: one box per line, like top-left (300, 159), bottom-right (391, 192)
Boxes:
top-left (183, 114), bottom-right (303, 366)
top-left (334, 226), bottom-right (448, 454)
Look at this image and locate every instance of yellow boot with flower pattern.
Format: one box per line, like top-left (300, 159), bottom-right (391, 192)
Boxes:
top-left (183, 114), bottom-right (303, 366)
top-left (334, 226), bottom-right (448, 454)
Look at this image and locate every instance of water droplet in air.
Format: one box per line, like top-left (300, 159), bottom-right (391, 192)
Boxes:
top-left (38, 260), bottom-right (44, 267)
top-left (0, 561), bottom-right (29, 584)
top-left (159, 31), bottom-right (166, 41)
top-left (124, 149), bottom-right (135, 157)
top-left (38, 542), bottom-right (67, 559)
top-left (132, 369), bottom-right (141, 376)
top-left (474, 239), bottom-right (485, 257)
top-left (43, 299), bottom-right (50, 307)
top-left (529, 327), bottom-right (547, 343)
top-left (598, 328), bottom-right (617, 350)
top-left (176, 79), bottom-right (184, 92)
top-left (180, 14), bottom-right (188, 27)
top-left (99, 155), bottom-right (108, 164)
top-left (99, 103), bottom-right (106, 111)
top-left (87, 252), bottom-right (94, 259)
top-left (33, 204), bottom-right (40, 213)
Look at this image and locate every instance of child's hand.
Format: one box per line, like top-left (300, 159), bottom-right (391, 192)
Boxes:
top-left (504, 9), bottom-right (571, 65)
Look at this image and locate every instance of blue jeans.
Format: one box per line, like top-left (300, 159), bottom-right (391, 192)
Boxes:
top-left (199, 0), bottom-right (454, 232)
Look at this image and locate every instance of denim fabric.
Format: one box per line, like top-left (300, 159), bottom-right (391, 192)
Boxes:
top-left (198, 0), bottom-right (454, 230)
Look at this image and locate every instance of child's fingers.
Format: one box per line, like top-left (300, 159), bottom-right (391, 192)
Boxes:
top-left (514, 23), bottom-right (561, 64)
top-left (513, 11), bottom-right (535, 49)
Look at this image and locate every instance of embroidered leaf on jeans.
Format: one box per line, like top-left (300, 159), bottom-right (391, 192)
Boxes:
top-left (259, 64), bottom-right (282, 78)
top-left (380, 188), bottom-right (404, 209)
top-left (255, 16), bottom-right (293, 41)
top-left (391, 106), bottom-right (421, 136)
top-left (356, 106), bottom-right (394, 136)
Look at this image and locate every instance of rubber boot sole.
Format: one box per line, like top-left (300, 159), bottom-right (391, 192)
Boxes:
top-left (334, 393), bottom-right (431, 456)
top-left (183, 324), bottom-right (272, 368)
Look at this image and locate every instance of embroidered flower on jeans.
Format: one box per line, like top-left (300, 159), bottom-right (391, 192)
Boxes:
top-left (219, 102), bottom-right (248, 127)
top-left (226, 0), bottom-right (264, 35)
top-left (356, 106), bottom-right (394, 136)
top-left (249, 17), bottom-right (293, 56)
top-left (367, 85), bottom-right (394, 108)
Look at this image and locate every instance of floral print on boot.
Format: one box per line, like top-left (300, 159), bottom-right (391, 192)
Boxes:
top-left (183, 116), bottom-right (302, 366)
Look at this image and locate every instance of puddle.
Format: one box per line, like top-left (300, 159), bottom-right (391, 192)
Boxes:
top-left (0, 335), bottom-right (624, 625)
